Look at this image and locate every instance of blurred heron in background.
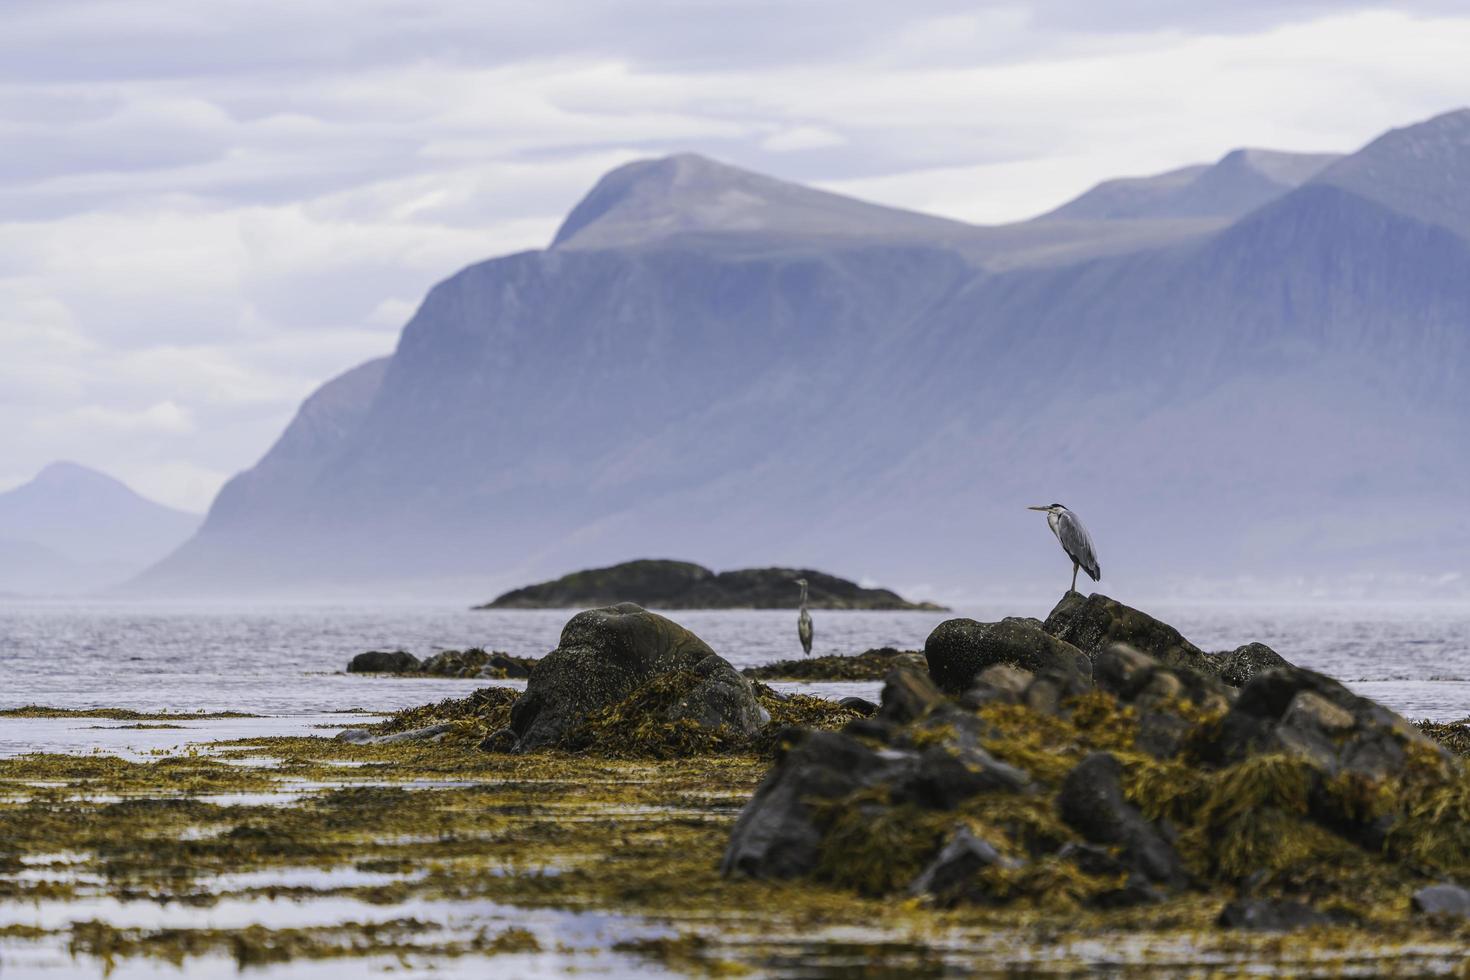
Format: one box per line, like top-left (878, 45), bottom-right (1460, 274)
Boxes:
top-left (795, 578), bottom-right (813, 655)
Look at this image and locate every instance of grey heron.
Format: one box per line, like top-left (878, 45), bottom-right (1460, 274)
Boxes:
top-left (1028, 504), bottom-right (1101, 594)
top-left (795, 578), bottom-right (813, 656)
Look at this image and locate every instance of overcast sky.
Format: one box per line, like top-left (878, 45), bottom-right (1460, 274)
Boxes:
top-left (3, 1), bottom-right (1468, 511)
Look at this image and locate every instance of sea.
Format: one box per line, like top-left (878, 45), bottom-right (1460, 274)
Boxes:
top-left (0, 598), bottom-right (1467, 756)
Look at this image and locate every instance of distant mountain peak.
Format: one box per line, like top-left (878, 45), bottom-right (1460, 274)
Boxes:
top-left (550, 152), bottom-right (970, 249)
top-left (1312, 106), bottom-right (1470, 240)
top-left (30, 460), bottom-right (129, 490)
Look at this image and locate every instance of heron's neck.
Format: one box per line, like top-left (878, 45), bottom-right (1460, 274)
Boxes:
top-left (799, 584), bottom-right (808, 606)
top-left (1047, 511), bottom-right (1061, 536)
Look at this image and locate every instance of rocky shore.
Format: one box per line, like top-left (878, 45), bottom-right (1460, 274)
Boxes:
top-left (382, 593), bottom-right (1470, 938)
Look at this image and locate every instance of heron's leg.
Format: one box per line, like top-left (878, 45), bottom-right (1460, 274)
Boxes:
top-left (1071, 562), bottom-right (1078, 594)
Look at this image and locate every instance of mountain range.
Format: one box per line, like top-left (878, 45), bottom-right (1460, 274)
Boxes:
top-left (136, 109), bottom-right (1470, 601)
top-left (0, 463), bottom-right (199, 595)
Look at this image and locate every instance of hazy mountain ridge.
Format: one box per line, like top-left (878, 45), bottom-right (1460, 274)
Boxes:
top-left (1041, 147), bottom-right (1342, 222)
top-left (139, 109), bottom-right (1470, 600)
top-left (0, 463), bottom-right (199, 594)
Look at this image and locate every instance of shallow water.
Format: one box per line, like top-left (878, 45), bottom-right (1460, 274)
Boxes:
top-left (0, 599), bottom-right (1466, 747)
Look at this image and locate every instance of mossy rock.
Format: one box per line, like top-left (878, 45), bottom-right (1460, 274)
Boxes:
top-left (925, 617), bottom-right (1091, 695)
top-left (1044, 593), bottom-right (1212, 673)
top-left (508, 604), bottom-right (765, 751)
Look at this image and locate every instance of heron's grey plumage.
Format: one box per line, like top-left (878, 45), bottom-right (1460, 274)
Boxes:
top-left (1052, 508), bottom-right (1100, 583)
top-left (796, 578), bottom-right (813, 655)
top-left (1029, 503), bottom-right (1101, 594)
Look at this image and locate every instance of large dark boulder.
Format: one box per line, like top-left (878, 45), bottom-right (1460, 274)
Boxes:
top-left (1198, 665), bottom-right (1452, 779)
top-left (723, 657), bottom-right (1028, 882)
top-left (507, 603), bottom-right (764, 751)
top-left (909, 825), bottom-right (1019, 904)
top-left (925, 617), bottom-right (1091, 695)
top-left (877, 655), bottom-right (948, 724)
top-left (721, 729), bottom-right (914, 879)
top-left (1044, 593), bottom-right (1211, 673)
top-left (1057, 752), bottom-right (1188, 889)
top-left (347, 650), bottom-right (422, 673)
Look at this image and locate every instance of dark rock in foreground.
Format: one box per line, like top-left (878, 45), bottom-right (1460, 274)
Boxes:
top-left (477, 558), bottom-right (945, 610)
top-left (504, 603), bottom-right (768, 751)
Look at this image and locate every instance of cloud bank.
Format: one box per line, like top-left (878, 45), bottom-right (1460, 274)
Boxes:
top-left (2, 1), bottom-right (1467, 508)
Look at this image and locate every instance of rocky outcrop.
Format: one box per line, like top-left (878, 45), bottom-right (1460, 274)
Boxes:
top-left (1043, 593), bottom-right (1297, 688)
top-left (478, 559), bottom-right (945, 611)
top-left (721, 607), bottom-right (1468, 920)
top-left (1196, 665), bottom-right (1452, 779)
top-left (925, 617), bottom-right (1090, 695)
top-left (1043, 593), bottom-right (1212, 673)
top-left (346, 648), bottom-right (536, 679)
top-left (502, 603), bottom-right (767, 751)
top-left (347, 650), bottom-right (422, 673)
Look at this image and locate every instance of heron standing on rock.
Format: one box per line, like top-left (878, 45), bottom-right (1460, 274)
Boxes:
top-left (795, 578), bottom-right (813, 656)
top-left (1028, 504), bottom-right (1101, 595)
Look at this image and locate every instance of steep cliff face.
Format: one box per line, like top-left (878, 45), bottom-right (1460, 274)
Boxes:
top-left (140, 112), bottom-right (1470, 598)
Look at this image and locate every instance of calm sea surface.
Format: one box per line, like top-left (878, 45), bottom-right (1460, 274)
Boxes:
top-left (0, 599), bottom-right (1466, 756)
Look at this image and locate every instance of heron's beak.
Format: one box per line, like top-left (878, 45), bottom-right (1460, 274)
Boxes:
top-left (1027, 505), bottom-right (1048, 511)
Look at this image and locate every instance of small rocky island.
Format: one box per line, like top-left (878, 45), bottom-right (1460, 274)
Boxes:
top-left (475, 558), bottom-right (946, 610)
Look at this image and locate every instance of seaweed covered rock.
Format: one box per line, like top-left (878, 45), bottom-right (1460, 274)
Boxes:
top-left (721, 728), bottom-right (913, 879)
top-left (1199, 665), bottom-right (1452, 779)
top-left (1094, 644), bottom-right (1233, 758)
top-left (347, 650), bottom-right (422, 673)
top-left (743, 647), bottom-right (918, 681)
top-left (1417, 717), bottom-right (1470, 757)
top-left (506, 604), bottom-right (766, 751)
top-left (420, 648), bottom-right (536, 679)
top-left (344, 687), bottom-right (519, 746)
top-left (349, 648), bottom-right (537, 678)
top-left (723, 625), bottom-right (1470, 920)
top-left (925, 617), bottom-right (1091, 695)
top-left (1057, 752), bottom-right (1187, 891)
top-left (1043, 593), bottom-right (1212, 674)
